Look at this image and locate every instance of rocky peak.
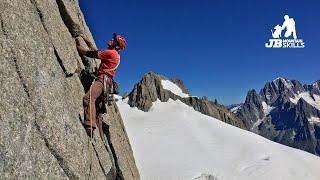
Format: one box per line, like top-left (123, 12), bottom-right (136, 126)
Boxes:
top-left (128, 72), bottom-right (247, 129)
top-left (291, 80), bottom-right (306, 93)
top-left (235, 89), bottom-right (264, 128)
top-left (296, 97), bottom-right (320, 117)
top-left (245, 89), bottom-right (263, 108)
top-left (128, 71), bottom-right (170, 111)
top-left (260, 77), bottom-right (305, 104)
top-left (273, 78), bottom-right (305, 94)
top-left (259, 81), bottom-right (278, 104)
top-left (314, 80), bottom-right (320, 88)
top-left (308, 80), bottom-right (320, 95)
top-left (234, 77), bottom-right (320, 156)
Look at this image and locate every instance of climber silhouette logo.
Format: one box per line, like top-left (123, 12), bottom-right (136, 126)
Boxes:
top-left (265, 15), bottom-right (305, 48)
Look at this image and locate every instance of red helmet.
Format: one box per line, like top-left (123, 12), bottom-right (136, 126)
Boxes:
top-left (109, 33), bottom-right (127, 50)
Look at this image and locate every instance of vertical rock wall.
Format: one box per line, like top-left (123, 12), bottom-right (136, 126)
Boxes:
top-left (0, 0), bottom-right (139, 179)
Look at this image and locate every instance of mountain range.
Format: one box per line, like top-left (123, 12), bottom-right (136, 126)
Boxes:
top-left (126, 73), bottom-right (320, 157)
top-left (116, 73), bottom-right (320, 179)
top-left (231, 77), bottom-right (320, 155)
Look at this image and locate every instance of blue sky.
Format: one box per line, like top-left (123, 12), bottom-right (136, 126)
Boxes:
top-left (79, 0), bottom-right (320, 105)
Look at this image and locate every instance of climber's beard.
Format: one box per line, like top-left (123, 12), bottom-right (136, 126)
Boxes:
top-left (108, 39), bottom-right (115, 48)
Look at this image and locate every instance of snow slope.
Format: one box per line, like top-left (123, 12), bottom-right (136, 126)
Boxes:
top-left (309, 116), bottom-right (320, 124)
top-left (290, 92), bottom-right (320, 110)
top-left (117, 98), bottom-right (320, 180)
top-left (261, 101), bottom-right (274, 115)
top-left (230, 105), bottom-right (241, 113)
top-left (161, 79), bottom-right (189, 98)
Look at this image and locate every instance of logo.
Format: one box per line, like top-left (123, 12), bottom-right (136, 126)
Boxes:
top-left (265, 15), bottom-right (305, 48)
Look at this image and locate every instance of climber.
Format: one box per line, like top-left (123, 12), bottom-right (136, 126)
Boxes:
top-left (77, 33), bottom-right (127, 136)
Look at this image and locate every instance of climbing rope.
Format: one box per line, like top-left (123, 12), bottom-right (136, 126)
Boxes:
top-left (88, 80), bottom-right (95, 180)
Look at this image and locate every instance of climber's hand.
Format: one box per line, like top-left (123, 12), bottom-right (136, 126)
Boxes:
top-left (80, 34), bottom-right (89, 41)
top-left (76, 45), bottom-right (88, 55)
top-left (80, 34), bottom-right (97, 51)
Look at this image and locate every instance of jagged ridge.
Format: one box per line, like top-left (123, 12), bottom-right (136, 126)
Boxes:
top-left (233, 77), bottom-right (320, 155)
top-left (127, 72), bottom-right (247, 129)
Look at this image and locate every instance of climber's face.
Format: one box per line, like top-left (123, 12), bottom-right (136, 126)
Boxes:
top-left (108, 39), bottom-right (114, 47)
top-left (107, 39), bottom-right (117, 49)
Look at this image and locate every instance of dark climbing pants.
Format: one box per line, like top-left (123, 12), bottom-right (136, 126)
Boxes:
top-left (83, 80), bottom-right (104, 129)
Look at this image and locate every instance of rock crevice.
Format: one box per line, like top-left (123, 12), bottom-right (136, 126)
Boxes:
top-left (56, 0), bottom-right (83, 38)
top-left (1, 19), bottom-right (32, 100)
top-left (34, 121), bottom-right (76, 179)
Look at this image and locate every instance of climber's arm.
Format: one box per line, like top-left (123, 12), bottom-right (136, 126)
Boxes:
top-left (76, 45), bottom-right (99, 58)
top-left (76, 45), bottom-right (89, 55)
top-left (80, 34), bottom-right (97, 51)
top-left (85, 51), bottom-right (98, 58)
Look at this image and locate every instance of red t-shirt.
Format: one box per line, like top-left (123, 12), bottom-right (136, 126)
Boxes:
top-left (97, 49), bottom-right (120, 79)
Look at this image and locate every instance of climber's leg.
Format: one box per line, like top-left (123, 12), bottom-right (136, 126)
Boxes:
top-left (83, 80), bottom-right (104, 135)
top-left (96, 113), bottom-right (105, 139)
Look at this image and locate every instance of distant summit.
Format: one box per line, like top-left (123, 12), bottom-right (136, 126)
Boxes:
top-left (233, 77), bottom-right (320, 155)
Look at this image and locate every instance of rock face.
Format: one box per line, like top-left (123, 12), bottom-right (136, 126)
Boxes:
top-left (233, 77), bottom-right (320, 155)
top-left (128, 72), bottom-right (246, 129)
top-left (0, 0), bottom-right (139, 179)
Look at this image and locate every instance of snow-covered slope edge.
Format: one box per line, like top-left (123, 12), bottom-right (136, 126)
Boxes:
top-left (116, 97), bottom-right (320, 180)
top-left (161, 79), bottom-right (189, 98)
